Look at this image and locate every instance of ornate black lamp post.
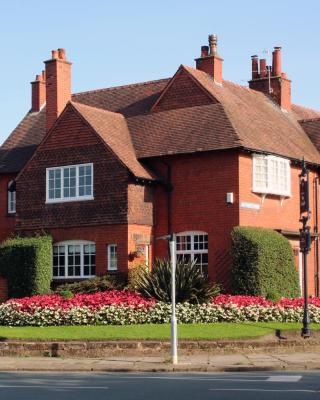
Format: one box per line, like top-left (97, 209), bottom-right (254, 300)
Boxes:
top-left (299, 159), bottom-right (311, 338)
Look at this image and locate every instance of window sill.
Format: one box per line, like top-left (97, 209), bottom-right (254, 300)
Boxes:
top-left (252, 190), bottom-right (291, 198)
top-left (6, 212), bottom-right (16, 217)
top-left (53, 275), bottom-right (96, 280)
top-left (46, 196), bottom-right (94, 204)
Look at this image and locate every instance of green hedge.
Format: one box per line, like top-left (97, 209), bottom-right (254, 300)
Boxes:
top-left (231, 226), bottom-right (300, 299)
top-left (0, 235), bottom-right (52, 298)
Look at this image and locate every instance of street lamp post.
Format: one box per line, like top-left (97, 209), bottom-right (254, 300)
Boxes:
top-left (299, 159), bottom-right (311, 338)
top-left (169, 235), bottom-right (178, 364)
top-left (156, 234), bottom-right (178, 364)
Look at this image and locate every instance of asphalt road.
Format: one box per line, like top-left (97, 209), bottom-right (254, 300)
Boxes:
top-left (0, 371), bottom-right (319, 399)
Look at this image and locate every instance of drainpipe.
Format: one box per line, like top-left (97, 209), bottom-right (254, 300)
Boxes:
top-left (314, 176), bottom-right (319, 296)
top-left (159, 160), bottom-right (173, 255)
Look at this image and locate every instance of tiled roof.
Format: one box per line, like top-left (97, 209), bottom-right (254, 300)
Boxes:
top-left (0, 109), bottom-right (45, 173)
top-left (299, 118), bottom-right (320, 151)
top-left (1, 65), bottom-right (320, 174)
top-left (70, 102), bottom-right (154, 180)
top-left (72, 78), bottom-right (170, 117)
top-left (127, 103), bottom-right (240, 158)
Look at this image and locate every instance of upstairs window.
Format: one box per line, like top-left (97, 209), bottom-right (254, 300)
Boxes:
top-left (46, 163), bottom-right (93, 203)
top-left (252, 154), bottom-right (291, 197)
top-left (176, 232), bottom-right (208, 277)
top-left (8, 181), bottom-right (16, 214)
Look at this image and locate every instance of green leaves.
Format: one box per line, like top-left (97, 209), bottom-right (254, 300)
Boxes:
top-left (231, 226), bottom-right (300, 299)
top-left (136, 258), bottom-right (220, 304)
top-left (0, 235), bottom-right (53, 298)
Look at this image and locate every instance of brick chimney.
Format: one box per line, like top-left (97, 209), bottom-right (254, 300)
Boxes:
top-left (195, 34), bottom-right (223, 84)
top-left (248, 47), bottom-right (291, 111)
top-left (31, 71), bottom-right (46, 112)
top-left (44, 48), bottom-right (72, 132)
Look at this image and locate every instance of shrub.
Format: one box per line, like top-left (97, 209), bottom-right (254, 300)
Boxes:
top-left (135, 258), bottom-right (220, 304)
top-left (231, 226), bottom-right (300, 299)
top-left (0, 235), bottom-right (52, 298)
top-left (127, 264), bottom-right (149, 290)
top-left (55, 274), bottom-right (126, 295)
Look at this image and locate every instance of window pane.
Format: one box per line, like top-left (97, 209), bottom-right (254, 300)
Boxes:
top-left (108, 245), bottom-right (117, 270)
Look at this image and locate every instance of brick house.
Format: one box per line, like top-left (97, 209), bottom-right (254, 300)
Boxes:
top-left (1, 35), bottom-right (320, 296)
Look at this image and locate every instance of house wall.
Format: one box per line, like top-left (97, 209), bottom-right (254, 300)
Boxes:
top-left (0, 173), bottom-right (16, 242)
top-left (15, 107), bottom-right (129, 230)
top-left (151, 150), bottom-right (240, 291)
top-left (239, 153), bottom-right (319, 295)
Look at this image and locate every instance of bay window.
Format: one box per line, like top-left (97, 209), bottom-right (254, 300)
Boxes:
top-left (53, 241), bottom-right (96, 279)
top-left (46, 163), bottom-right (93, 203)
top-left (252, 154), bottom-right (291, 197)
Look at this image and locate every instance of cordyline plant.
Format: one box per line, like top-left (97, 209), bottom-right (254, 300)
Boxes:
top-left (135, 258), bottom-right (220, 304)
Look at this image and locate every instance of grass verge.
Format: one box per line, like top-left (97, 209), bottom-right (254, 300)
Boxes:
top-left (0, 322), bottom-right (318, 341)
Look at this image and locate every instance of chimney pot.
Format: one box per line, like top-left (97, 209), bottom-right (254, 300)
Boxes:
top-left (201, 45), bottom-right (209, 58)
top-left (51, 50), bottom-right (58, 59)
top-left (272, 46), bottom-right (282, 76)
top-left (208, 34), bottom-right (218, 55)
top-left (260, 58), bottom-right (267, 78)
top-left (58, 48), bottom-right (66, 60)
top-left (251, 55), bottom-right (259, 79)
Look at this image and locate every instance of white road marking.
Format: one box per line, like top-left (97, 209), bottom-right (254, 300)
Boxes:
top-left (267, 375), bottom-right (302, 382)
top-left (0, 385), bottom-right (109, 390)
top-left (209, 389), bottom-right (317, 393)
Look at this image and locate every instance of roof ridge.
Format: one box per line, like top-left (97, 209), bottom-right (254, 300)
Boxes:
top-left (299, 116), bottom-right (320, 123)
top-left (72, 77), bottom-right (170, 97)
top-left (70, 100), bottom-right (124, 118)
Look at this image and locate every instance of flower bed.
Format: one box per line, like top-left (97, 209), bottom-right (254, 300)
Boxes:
top-left (0, 292), bottom-right (319, 326)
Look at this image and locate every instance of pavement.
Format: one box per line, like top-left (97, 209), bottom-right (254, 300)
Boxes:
top-left (0, 351), bottom-right (320, 372)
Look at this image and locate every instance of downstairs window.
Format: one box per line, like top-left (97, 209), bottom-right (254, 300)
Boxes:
top-left (176, 232), bottom-right (208, 276)
top-left (53, 241), bottom-right (96, 279)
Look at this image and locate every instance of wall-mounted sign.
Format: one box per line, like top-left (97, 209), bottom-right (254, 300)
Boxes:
top-left (240, 202), bottom-right (261, 210)
top-left (300, 177), bottom-right (309, 215)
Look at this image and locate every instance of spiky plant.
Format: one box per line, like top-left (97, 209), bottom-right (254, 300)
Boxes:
top-left (136, 258), bottom-right (220, 304)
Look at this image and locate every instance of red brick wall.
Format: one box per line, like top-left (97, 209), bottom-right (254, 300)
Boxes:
top-left (127, 183), bottom-right (153, 226)
top-left (45, 54), bottom-right (71, 132)
top-left (48, 225), bottom-right (128, 276)
top-left (16, 106), bottom-right (129, 230)
top-left (249, 76), bottom-right (291, 111)
top-left (0, 174), bottom-right (16, 243)
top-left (151, 150), bottom-right (240, 290)
top-left (152, 69), bottom-right (215, 112)
top-left (239, 153), bottom-right (318, 295)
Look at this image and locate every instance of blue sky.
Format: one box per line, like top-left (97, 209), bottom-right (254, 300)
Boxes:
top-left (0, 0), bottom-right (319, 144)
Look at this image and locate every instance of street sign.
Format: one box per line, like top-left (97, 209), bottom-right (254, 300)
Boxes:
top-left (300, 227), bottom-right (311, 252)
top-left (300, 177), bottom-right (309, 215)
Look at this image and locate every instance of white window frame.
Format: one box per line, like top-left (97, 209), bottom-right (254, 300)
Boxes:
top-left (7, 181), bottom-right (16, 214)
top-left (46, 163), bottom-right (94, 203)
top-left (53, 240), bottom-right (96, 279)
top-left (176, 231), bottom-right (208, 276)
top-left (107, 244), bottom-right (118, 271)
top-left (252, 154), bottom-right (291, 197)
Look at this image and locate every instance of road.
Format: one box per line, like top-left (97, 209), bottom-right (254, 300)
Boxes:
top-left (0, 372), bottom-right (318, 399)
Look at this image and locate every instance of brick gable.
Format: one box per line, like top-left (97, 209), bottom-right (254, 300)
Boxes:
top-left (151, 68), bottom-right (216, 113)
top-left (16, 106), bottom-right (130, 230)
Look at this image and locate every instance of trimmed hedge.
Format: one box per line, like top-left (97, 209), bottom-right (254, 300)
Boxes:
top-left (231, 226), bottom-right (300, 299)
top-left (54, 274), bottom-right (127, 295)
top-left (0, 235), bottom-right (52, 298)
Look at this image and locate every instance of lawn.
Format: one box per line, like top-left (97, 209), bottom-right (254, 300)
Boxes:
top-left (0, 322), bottom-right (318, 341)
